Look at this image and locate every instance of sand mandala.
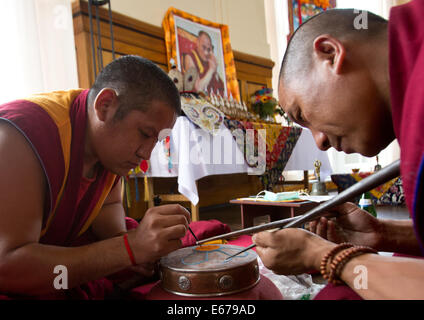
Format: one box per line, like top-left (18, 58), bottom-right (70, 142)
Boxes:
top-left (160, 244), bottom-right (255, 272)
top-left (179, 244), bottom-right (249, 266)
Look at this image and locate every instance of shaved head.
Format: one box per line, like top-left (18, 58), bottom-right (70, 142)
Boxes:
top-left (279, 9), bottom-right (388, 87)
top-left (277, 8), bottom-right (394, 157)
top-left (88, 55), bottom-right (181, 120)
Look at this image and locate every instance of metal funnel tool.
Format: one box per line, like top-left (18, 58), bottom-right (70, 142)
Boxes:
top-left (198, 160), bottom-right (401, 259)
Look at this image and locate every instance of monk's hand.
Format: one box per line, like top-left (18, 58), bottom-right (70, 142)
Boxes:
top-left (307, 202), bottom-right (383, 248)
top-left (253, 228), bottom-right (335, 275)
top-left (129, 204), bottom-right (190, 265)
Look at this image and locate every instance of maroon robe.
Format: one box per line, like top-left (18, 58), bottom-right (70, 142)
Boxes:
top-left (316, 0), bottom-right (424, 299)
top-left (389, 0), bottom-right (424, 252)
top-left (0, 89), bottom-right (122, 299)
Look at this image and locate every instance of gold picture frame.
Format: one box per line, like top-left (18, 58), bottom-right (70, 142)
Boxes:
top-left (163, 7), bottom-right (240, 101)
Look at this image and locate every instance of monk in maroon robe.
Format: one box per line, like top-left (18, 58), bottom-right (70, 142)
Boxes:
top-left (252, 1), bottom-right (424, 299)
top-left (0, 55), bottom-right (191, 299)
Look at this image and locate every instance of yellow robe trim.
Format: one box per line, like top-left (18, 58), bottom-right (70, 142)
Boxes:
top-left (191, 49), bottom-right (204, 74)
top-left (24, 90), bottom-right (82, 237)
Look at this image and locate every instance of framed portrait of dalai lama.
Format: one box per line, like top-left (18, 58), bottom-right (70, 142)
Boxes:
top-left (163, 7), bottom-right (240, 101)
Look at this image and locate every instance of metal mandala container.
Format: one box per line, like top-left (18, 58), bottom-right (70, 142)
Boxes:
top-left (159, 244), bottom-right (260, 297)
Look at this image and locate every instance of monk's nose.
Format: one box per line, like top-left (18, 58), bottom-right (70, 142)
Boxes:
top-left (311, 130), bottom-right (331, 151)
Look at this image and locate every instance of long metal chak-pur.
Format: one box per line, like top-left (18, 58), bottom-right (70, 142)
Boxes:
top-left (196, 160), bottom-right (401, 260)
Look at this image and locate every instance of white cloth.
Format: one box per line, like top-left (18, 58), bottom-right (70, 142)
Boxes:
top-left (147, 120), bottom-right (331, 205)
top-left (147, 116), bottom-right (249, 205)
top-left (284, 128), bottom-right (332, 180)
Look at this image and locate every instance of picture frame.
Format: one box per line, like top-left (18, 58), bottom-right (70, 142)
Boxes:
top-left (163, 7), bottom-right (240, 101)
top-left (287, 0), bottom-right (337, 39)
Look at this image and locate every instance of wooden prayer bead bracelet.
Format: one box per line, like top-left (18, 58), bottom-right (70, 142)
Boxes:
top-left (320, 243), bottom-right (353, 281)
top-left (320, 242), bottom-right (378, 285)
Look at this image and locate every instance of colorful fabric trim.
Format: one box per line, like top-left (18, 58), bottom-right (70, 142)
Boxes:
top-left (331, 173), bottom-right (403, 205)
top-left (223, 119), bottom-right (302, 190)
top-left (351, 172), bottom-right (398, 200)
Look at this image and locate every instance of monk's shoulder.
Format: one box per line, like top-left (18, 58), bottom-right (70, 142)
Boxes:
top-left (0, 120), bottom-right (46, 187)
top-left (0, 121), bottom-right (46, 252)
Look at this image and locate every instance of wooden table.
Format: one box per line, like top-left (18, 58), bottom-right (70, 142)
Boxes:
top-left (230, 199), bottom-right (319, 229)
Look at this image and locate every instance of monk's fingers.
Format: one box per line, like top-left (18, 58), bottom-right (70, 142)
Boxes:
top-left (136, 218), bottom-right (187, 248)
top-left (154, 214), bottom-right (189, 229)
top-left (326, 220), bottom-right (343, 243)
top-left (315, 217), bottom-right (329, 239)
top-left (146, 204), bottom-right (191, 223)
top-left (254, 243), bottom-right (271, 260)
top-left (254, 239), bottom-right (292, 275)
top-left (252, 230), bottom-right (279, 249)
top-left (161, 224), bottom-right (188, 241)
top-left (139, 211), bottom-right (189, 234)
top-left (307, 220), bottom-right (317, 234)
top-left (144, 236), bottom-right (183, 261)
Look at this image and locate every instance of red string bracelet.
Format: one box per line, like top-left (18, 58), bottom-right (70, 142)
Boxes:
top-left (123, 233), bottom-right (137, 266)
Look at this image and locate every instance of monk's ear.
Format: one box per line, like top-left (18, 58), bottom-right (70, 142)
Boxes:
top-left (93, 88), bottom-right (119, 122)
top-left (312, 35), bottom-right (346, 75)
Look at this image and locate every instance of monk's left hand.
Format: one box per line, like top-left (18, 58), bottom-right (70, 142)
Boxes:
top-left (252, 228), bottom-right (335, 275)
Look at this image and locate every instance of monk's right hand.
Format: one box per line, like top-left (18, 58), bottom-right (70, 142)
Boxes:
top-left (129, 204), bottom-right (191, 265)
top-left (307, 202), bottom-right (383, 248)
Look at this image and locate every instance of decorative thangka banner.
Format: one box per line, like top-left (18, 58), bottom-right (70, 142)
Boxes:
top-left (331, 172), bottom-right (404, 206)
top-left (288, 0), bottom-right (337, 37)
top-left (223, 119), bottom-right (302, 190)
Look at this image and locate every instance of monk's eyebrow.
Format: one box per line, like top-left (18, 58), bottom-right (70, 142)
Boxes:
top-left (142, 126), bottom-right (160, 140)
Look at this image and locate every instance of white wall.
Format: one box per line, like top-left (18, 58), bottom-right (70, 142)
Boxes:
top-left (0, 0), bottom-right (79, 104)
top-left (264, 0), bottom-right (288, 96)
top-left (109, 0), bottom-right (271, 59)
top-left (329, 0), bottom-right (401, 172)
